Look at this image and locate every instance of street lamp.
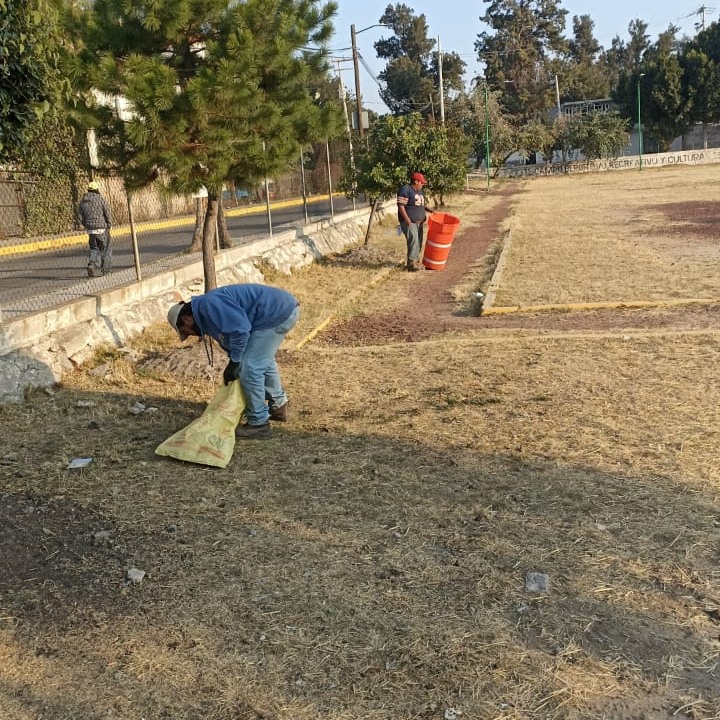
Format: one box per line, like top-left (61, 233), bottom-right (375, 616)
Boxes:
top-left (637, 73), bottom-right (645, 170)
top-left (350, 23), bottom-right (390, 139)
top-left (554, 74), bottom-right (562, 120)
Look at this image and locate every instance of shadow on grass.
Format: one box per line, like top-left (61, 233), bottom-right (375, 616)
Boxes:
top-left (1, 386), bottom-right (718, 720)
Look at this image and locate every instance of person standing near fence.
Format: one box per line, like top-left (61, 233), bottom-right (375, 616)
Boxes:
top-left (397, 172), bottom-right (433, 272)
top-left (78, 181), bottom-right (112, 277)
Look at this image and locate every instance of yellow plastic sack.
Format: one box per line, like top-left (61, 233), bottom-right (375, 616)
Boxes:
top-left (155, 381), bottom-right (245, 468)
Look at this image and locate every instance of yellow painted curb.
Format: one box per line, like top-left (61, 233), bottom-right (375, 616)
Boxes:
top-left (482, 298), bottom-right (720, 315)
top-left (0, 193), bottom-right (345, 258)
top-left (294, 315), bottom-right (336, 351)
top-left (292, 265), bottom-right (396, 351)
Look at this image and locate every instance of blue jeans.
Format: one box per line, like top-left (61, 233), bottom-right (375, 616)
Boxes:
top-left (401, 222), bottom-right (424, 263)
top-left (239, 306), bottom-right (300, 425)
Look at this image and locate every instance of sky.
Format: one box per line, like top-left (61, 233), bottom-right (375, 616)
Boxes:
top-left (327, 1), bottom-right (707, 112)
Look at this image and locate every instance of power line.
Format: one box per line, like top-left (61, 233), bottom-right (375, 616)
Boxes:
top-left (357, 52), bottom-right (383, 88)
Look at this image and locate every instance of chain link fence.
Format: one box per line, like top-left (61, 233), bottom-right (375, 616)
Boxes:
top-left (0, 138), bottom-right (357, 322)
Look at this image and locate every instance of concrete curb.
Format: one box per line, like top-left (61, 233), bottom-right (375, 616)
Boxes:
top-left (482, 219), bottom-right (514, 311)
top-left (482, 297), bottom-right (720, 316)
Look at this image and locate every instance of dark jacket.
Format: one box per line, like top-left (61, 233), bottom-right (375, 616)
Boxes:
top-left (78, 191), bottom-right (112, 230)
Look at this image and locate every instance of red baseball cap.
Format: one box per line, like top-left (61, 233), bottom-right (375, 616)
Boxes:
top-left (411, 172), bottom-right (426, 183)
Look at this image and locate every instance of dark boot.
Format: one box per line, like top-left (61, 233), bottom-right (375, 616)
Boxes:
top-left (235, 422), bottom-right (272, 440)
top-left (269, 401), bottom-right (289, 422)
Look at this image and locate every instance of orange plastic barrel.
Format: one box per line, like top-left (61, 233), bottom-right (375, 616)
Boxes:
top-left (422, 212), bottom-right (461, 270)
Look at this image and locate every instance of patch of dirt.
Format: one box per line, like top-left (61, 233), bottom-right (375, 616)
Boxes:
top-left (319, 191), bottom-right (720, 346)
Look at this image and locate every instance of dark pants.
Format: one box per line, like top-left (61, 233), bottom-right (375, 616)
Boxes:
top-left (87, 229), bottom-right (112, 277)
top-left (401, 221), bottom-right (425, 264)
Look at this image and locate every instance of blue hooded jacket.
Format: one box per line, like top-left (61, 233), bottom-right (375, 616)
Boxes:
top-left (190, 284), bottom-right (298, 362)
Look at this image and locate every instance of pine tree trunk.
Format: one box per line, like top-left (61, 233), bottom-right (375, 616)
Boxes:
top-left (202, 195), bottom-right (219, 292)
top-left (189, 198), bottom-right (204, 252)
top-left (218, 201), bottom-right (232, 249)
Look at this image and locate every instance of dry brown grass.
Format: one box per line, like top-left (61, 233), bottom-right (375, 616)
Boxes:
top-left (490, 165), bottom-right (720, 307)
top-left (1, 167), bottom-right (719, 720)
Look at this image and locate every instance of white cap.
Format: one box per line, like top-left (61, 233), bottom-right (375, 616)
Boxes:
top-left (167, 302), bottom-right (188, 340)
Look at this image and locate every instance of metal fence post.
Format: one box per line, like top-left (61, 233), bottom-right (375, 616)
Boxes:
top-left (126, 190), bottom-right (142, 281)
top-left (300, 148), bottom-right (309, 224)
top-left (325, 140), bottom-right (334, 218)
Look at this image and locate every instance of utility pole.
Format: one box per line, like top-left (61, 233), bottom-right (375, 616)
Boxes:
top-left (351, 24), bottom-right (364, 139)
top-left (334, 58), bottom-right (357, 209)
top-left (350, 23), bottom-right (390, 139)
top-left (484, 84), bottom-right (490, 191)
top-left (438, 36), bottom-right (445, 124)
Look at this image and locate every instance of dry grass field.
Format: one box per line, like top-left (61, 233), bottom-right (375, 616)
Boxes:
top-left (1, 164), bottom-right (719, 720)
top-left (491, 166), bottom-right (720, 306)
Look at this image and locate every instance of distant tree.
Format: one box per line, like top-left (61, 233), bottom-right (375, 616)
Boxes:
top-left (626, 19), bottom-right (651, 67)
top-left (614, 27), bottom-right (688, 152)
top-left (602, 35), bottom-right (630, 88)
top-left (680, 48), bottom-right (720, 148)
top-left (475, 0), bottom-right (568, 122)
top-left (441, 85), bottom-right (516, 173)
top-left (445, 92), bottom-right (484, 168)
top-left (517, 120), bottom-right (558, 164)
top-left (692, 17), bottom-right (720, 62)
top-left (375, 3), bottom-right (465, 118)
top-left (682, 21), bottom-right (720, 146)
top-left (415, 124), bottom-right (470, 204)
top-left (561, 15), bottom-right (611, 101)
top-left (562, 111), bottom-right (629, 160)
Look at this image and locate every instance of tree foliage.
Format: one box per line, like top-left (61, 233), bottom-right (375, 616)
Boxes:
top-left (353, 113), bottom-right (466, 199)
top-left (0, 0), bottom-right (66, 162)
top-left (350, 113), bottom-right (467, 240)
top-left (375, 3), bottom-right (465, 118)
top-left (457, 85), bottom-right (518, 170)
top-left (560, 15), bottom-right (611, 102)
top-left (681, 24), bottom-right (720, 146)
top-left (562, 111), bottom-right (629, 159)
top-left (613, 28), bottom-right (688, 152)
top-left (475, 0), bottom-right (568, 122)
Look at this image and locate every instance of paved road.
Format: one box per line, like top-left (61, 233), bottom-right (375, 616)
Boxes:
top-left (0, 196), bottom-right (357, 319)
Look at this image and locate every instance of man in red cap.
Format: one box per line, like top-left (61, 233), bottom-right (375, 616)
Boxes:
top-left (397, 171), bottom-right (432, 271)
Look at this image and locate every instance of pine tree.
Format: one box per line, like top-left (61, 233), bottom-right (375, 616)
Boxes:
top-left (682, 22), bottom-right (720, 148)
top-left (613, 28), bottom-right (688, 152)
top-left (375, 3), bottom-right (465, 118)
top-left (561, 15), bottom-right (611, 101)
top-left (475, 0), bottom-right (568, 123)
top-left (75, 0), bottom-right (339, 289)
